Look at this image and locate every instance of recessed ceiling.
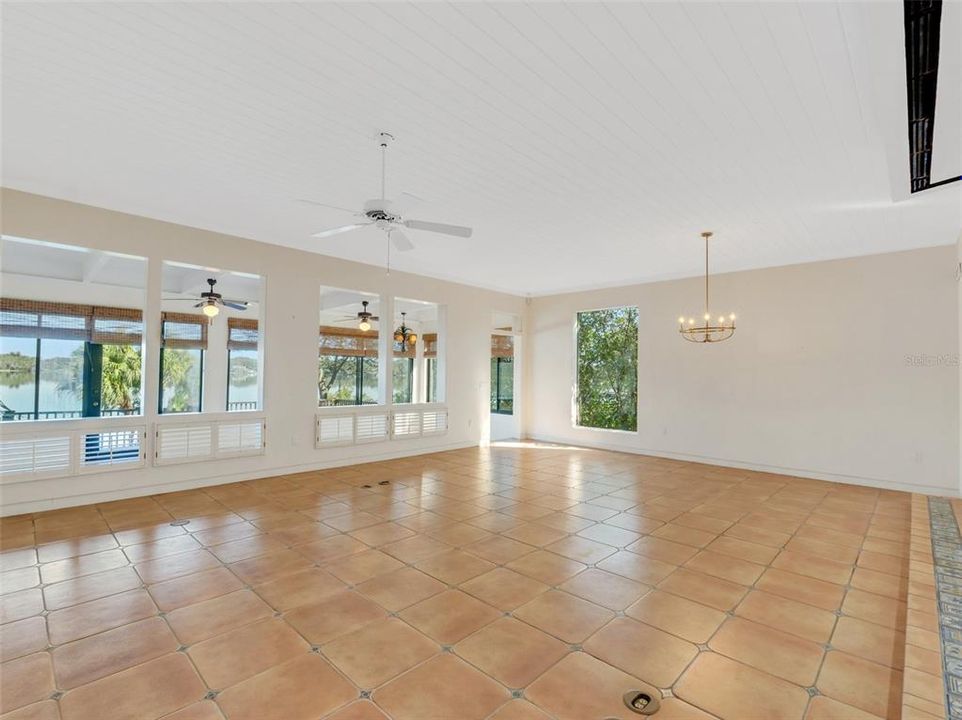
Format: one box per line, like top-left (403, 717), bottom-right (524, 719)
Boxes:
top-left (2, 2), bottom-right (959, 296)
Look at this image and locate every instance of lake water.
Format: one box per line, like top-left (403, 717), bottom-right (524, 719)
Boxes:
top-left (0, 379), bottom-right (80, 414)
top-left (1, 379), bottom-right (259, 414)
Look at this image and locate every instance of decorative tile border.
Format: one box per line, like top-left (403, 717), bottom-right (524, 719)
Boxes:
top-left (928, 496), bottom-right (962, 719)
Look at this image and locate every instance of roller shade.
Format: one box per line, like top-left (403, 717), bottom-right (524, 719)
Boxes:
top-left (0, 299), bottom-right (143, 344)
top-left (227, 317), bottom-right (259, 351)
top-left (319, 325), bottom-right (378, 357)
top-left (491, 334), bottom-right (514, 358)
top-left (424, 333), bottom-right (438, 359)
top-left (91, 306), bottom-right (143, 345)
top-left (162, 312), bottom-right (208, 350)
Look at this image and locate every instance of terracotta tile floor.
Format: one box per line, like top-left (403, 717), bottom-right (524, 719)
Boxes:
top-left (0, 443), bottom-right (917, 719)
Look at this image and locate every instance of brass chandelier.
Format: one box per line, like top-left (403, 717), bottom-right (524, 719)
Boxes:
top-left (393, 312), bottom-right (417, 349)
top-left (678, 231), bottom-right (736, 343)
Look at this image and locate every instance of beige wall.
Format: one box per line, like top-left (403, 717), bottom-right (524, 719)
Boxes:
top-left (0, 189), bottom-right (525, 514)
top-left (524, 246), bottom-right (960, 495)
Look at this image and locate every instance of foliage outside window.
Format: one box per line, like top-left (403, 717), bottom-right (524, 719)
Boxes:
top-left (490, 335), bottom-right (513, 415)
top-left (0, 299), bottom-right (143, 421)
top-left (575, 306), bottom-right (638, 432)
top-left (319, 325), bottom-right (379, 406)
top-left (227, 318), bottom-right (259, 411)
top-left (160, 312), bottom-right (206, 414)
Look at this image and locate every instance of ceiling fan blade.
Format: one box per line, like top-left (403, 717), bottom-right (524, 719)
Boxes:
top-left (193, 302), bottom-right (204, 308)
top-left (370, 316), bottom-right (379, 321)
top-left (221, 301), bottom-right (249, 311)
top-left (403, 219), bottom-right (472, 238)
top-left (296, 199), bottom-right (358, 214)
top-left (390, 230), bottom-right (415, 252)
top-left (311, 223), bottom-right (371, 239)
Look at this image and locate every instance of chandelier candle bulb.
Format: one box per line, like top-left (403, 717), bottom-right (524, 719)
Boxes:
top-left (678, 231), bottom-right (737, 343)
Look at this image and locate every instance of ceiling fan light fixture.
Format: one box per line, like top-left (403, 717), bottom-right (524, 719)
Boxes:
top-left (358, 318), bottom-right (371, 332)
top-left (202, 302), bottom-right (219, 318)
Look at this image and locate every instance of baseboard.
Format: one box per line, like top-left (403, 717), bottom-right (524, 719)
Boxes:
top-left (524, 433), bottom-right (959, 497)
top-left (0, 438), bottom-right (477, 517)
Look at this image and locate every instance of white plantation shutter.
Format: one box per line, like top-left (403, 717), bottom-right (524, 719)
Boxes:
top-left (79, 429), bottom-right (145, 471)
top-left (354, 413), bottom-right (389, 443)
top-left (0, 434), bottom-right (72, 478)
top-left (315, 415), bottom-right (354, 447)
top-left (392, 411), bottom-right (421, 438)
top-left (155, 424), bottom-right (213, 464)
top-left (217, 420), bottom-right (264, 457)
top-left (421, 410), bottom-right (448, 436)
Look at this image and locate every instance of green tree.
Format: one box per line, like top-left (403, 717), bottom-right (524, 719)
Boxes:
top-left (101, 345), bottom-right (142, 411)
top-left (576, 307), bottom-right (638, 431)
top-left (162, 348), bottom-right (201, 412)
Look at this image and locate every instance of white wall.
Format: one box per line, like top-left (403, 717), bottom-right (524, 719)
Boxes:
top-left (524, 246), bottom-right (961, 496)
top-left (0, 189), bottom-right (524, 514)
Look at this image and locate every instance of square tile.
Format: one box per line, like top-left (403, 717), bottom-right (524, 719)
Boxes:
top-left (505, 550), bottom-right (586, 586)
top-left (544, 536), bottom-right (616, 565)
top-left (325, 549), bottom-right (405, 585)
top-left (461, 568), bottom-right (548, 611)
top-left (513, 590), bottom-right (614, 643)
top-left (657, 568), bottom-right (747, 611)
top-left (374, 654), bottom-right (509, 720)
top-left (355, 567), bottom-right (446, 611)
top-left (323, 617), bottom-right (438, 688)
top-left (734, 590), bottom-right (836, 644)
top-left (284, 590), bottom-right (387, 644)
top-left (559, 568), bottom-right (647, 610)
top-left (52, 617), bottom-right (177, 689)
top-left (455, 617), bottom-right (568, 687)
top-left (415, 549), bottom-right (496, 585)
top-left (583, 616), bottom-right (698, 687)
top-left (166, 589), bottom-right (272, 645)
top-left (216, 653), bottom-right (356, 720)
top-left (708, 617), bottom-right (824, 686)
top-left (188, 618), bottom-right (308, 689)
top-left (525, 651), bottom-right (659, 720)
top-left (58, 652), bottom-right (205, 720)
top-left (674, 652), bottom-right (809, 720)
top-left (626, 589), bottom-right (726, 644)
top-left (400, 590), bottom-right (501, 644)
top-left (251, 567), bottom-right (346, 611)
top-left (816, 651), bottom-right (903, 718)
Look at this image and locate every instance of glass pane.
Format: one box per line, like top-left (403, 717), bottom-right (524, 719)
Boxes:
top-left (38, 339), bottom-right (84, 420)
top-left (490, 357), bottom-right (498, 412)
top-left (576, 307), bottom-right (638, 431)
top-left (361, 357), bottom-right (378, 405)
top-left (392, 357), bottom-right (413, 404)
top-left (319, 355), bottom-right (356, 407)
top-left (426, 358), bottom-right (437, 403)
top-left (498, 357), bottom-right (513, 414)
top-left (0, 336), bottom-right (38, 421)
top-left (161, 348), bottom-right (203, 413)
top-left (227, 349), bottom-right (259, 411)
top-left (100, 344), bottom-right (142, 416)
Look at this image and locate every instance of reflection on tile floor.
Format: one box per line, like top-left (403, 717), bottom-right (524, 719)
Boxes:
top-left (0, 443), bottom-right (920, 719)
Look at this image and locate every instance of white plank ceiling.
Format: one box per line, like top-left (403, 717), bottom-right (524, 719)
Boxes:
top-left (2, 2), bottom-right (959, 295)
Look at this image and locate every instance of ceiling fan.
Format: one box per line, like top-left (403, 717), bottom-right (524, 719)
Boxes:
top-left (166, 278), bottom-right (249, 318)
top-left (300, 132), bottom-right (473, 255)
top-left (333, 300), bottom-right (379, 331)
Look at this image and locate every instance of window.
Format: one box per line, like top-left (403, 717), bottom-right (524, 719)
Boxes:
top-left (491, 335), bottom-right (514, 414)
top-left (160, 313), bottom-right (205, 414)
top-left (0, 299), bottom-right (144, 421)
top-left (227, 318), bottom-right (259, 411)
top-left (318, 326), bottom-right (379, 406)
top-left (393, 298), bottom-right (442, 405)
top-left (575, 306), bottom-right (638, 432)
